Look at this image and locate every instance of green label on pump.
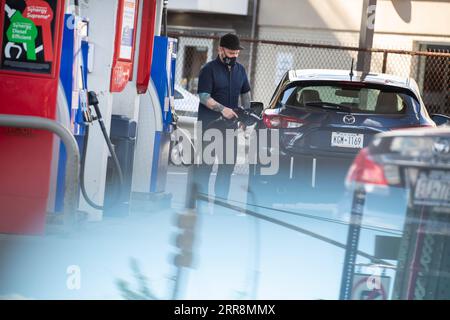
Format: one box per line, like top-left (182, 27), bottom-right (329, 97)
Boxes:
top-left (1, 0), bottom-right (58, 74)
top-left (6, 11), bottom-right (38, 60)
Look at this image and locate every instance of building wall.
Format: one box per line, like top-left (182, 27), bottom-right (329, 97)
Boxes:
top-left (168, 0), bottom-right (249, 16)
top-left (259, 0), bottom-right (450, 37)
top-left (258, 0), bottom-right (450, 49)
top-left (168, 11), bottom-right (253, 36)
top-left (252, 0), bottom-right (450, 106)
top-left (252, 27), bottom-right (449, 103)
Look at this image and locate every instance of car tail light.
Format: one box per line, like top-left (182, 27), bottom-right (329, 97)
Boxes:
top-left (346, 148), bottom-right (388, 186)
top-left (263, 114), bottom-right (305, 129)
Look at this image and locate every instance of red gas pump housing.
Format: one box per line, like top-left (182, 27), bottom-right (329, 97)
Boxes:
top-left (0, 0), bottom-right (66, 234)
top-left (110, 0), bottom-right (140, 93)
top-left (136, 0), bottom-right (156, 94)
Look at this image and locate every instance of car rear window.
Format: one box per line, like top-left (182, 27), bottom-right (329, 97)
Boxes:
top-left (279, 82), bottom-right (417, 114)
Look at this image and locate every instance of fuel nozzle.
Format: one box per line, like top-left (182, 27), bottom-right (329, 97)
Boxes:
top-left (88, 91), bottom-right (99, 106)
top-left (79, 89), bottom-right (93, 124)
top-left (87, 91), bottom-right (103, 122)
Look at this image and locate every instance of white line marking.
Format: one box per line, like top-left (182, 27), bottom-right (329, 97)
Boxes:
top-left (289, 157), bottom-right (294, 179)
top-left (312, 158), bottom-right (317, 188)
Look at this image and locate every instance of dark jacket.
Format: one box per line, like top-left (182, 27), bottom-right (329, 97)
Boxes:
top-left (197, 56), bottom-right (250, 125)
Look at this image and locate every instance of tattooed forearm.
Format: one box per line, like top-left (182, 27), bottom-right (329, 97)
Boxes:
top-left (199, 92), bottom-right (225, 113)
top-left (211, 102), bottom-right (225, 112)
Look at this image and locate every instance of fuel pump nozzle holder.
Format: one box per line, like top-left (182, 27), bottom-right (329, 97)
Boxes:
top-left (79, 91), bottom-right (125, 211)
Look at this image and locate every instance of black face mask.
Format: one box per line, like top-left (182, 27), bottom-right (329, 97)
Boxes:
top-left (222, 54), bottom-right (236, 67)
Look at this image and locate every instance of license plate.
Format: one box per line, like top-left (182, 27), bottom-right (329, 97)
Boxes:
top-left (413, 170), bottom-right (450, 207)
top-left (331, 132), bottom-right (364, 149)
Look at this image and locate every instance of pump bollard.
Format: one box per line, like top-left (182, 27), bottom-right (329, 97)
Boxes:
top-left (185, 167), bottom-right (198, 210)
top-left (246, 186), bottom-right (261, 299)
top-left (171, 167), bottom-right (199, 300)
top-left (339, 184), bottom-right (366, 300)
top-left (0, 115), bottom-right (80, 234)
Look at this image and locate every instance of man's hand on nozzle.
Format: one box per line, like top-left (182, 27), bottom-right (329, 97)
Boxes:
top-left (221, 107), bottom-right (238, 120)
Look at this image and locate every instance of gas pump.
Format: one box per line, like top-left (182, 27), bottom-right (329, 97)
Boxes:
top-left (52, 13), bottom-right (90, 213)
top-left (148, 35), bottom-right (177, 193)
top-left (1, 0), bottom-right (162, 232)
top-left (54, 12), bottom-right (125, 216)
top-left (56, 0), bottom-right (157, 218)
top-left (0, 0), bottom-right (66, 234)
top-left (132, 35), bottom-right (177, 206)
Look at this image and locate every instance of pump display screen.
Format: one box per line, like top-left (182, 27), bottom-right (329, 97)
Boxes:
top-left (1, 0), bottom-right (58, 74)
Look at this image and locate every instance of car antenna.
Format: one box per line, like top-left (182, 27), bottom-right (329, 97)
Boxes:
top-left (349, 58), bottom-right (354, 81)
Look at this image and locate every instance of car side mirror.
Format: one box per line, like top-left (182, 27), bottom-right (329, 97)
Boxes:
top-left (250, 101), bottom-right (264, 116)
top-left (431, 114), bottom-right (450, 127)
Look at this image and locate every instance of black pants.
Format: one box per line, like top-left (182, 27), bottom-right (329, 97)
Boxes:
top-left (193, 124), bottom-right (238, 200)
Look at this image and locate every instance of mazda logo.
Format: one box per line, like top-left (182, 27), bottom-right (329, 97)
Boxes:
top-left (343, 115), bottom-right (356, 125)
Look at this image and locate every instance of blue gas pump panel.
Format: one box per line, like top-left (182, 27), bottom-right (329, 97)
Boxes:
top-left (55, 14), bottom-right (90, 213)
top-left (60, 14), bottom-right (90, 136)
top-left (151, 36), bottom-right (178, 133)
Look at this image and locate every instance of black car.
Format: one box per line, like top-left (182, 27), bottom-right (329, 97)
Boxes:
top-left (249, 69), bottom-right (446, 204)
top-left (342, 127), bottom-right (450, 299)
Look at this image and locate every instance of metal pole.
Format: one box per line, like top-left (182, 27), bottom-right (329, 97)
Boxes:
top-left (248, 0), bottom-right (259, 84)
top-left (171, 167), bottom-right (197, 299)
top-left (74, 0), bottom-right (80, 15)
top-left (162, 0), bottom-right (168, 37)
top-left (339, 184), bottom-right (367, 300)
top-left (382, 51), bottom-right (388, 73)
top-left (154, 0), bottom-right (164, 36)
top-left (171, 262), bottom-right (183, 300)
top-left (0, 115), bottom-right (80, 231)
top-left (356, 0), bottom-right (377, 72)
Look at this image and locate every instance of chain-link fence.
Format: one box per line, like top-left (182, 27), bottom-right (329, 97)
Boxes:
top-left (169, 32), bottom-right (450, 175)
top-left (170, 32), bottom-right (450, 117)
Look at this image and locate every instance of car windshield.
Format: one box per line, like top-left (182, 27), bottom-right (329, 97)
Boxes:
top-left (279, 82), bottom-right (418, 115)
